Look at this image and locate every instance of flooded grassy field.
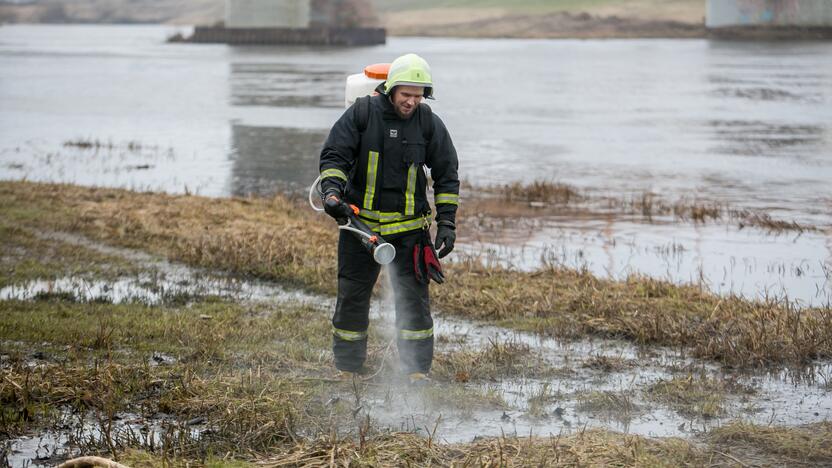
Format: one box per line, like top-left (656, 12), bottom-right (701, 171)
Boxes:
top-left (1, 24), bottom-right (831, 466)
top-left (2, 181), bottom-right (831, 466)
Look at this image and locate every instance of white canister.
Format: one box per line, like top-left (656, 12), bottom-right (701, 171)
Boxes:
top-left (344, 63), bottom-right (390, 108)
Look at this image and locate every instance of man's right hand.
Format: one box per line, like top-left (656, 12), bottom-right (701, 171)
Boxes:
top-left (323, 191), bottom-right (353, 220)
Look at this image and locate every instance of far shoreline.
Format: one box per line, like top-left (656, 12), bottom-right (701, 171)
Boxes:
top-left (3, 13), bottom-right (832, 41)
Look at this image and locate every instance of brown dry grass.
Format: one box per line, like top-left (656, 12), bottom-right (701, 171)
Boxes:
top-left (646, 374), bottom-right (755, 419)
top-left (480, 180), bottom-right (583, 205)
top-left (258, 429), bottom-right (707, 467)
top-left (432, 337), bottom-right (545, 382)
top-left (3, 181), bottom-right (831, 368)
top-left (460, 180), bottom-right (816, 233)
top-left (253, 422), bottom-right (832, 466)
top-left (0, 181), bottom-right (338, 294)
top-left (576, 390), bottom-right (641, 422)
top-left (708, 421), bottom-right (832, 464)
top-left (437, 262), bottom-right (832, 367)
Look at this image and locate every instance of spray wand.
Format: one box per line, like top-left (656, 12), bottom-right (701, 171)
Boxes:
top-left (309, 176), bottom-right (396, 265)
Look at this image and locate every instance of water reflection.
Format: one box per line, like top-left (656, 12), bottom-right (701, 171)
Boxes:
top-left (710, 86), bottom-right (822, 103)
top-left (230, 62), bottom-right (345, 108)
top-left (229, 124), bottom-right (327, 196)
top-left (705, 41), bottom-right (829, 106)
top-left (707, 120), bottom-right (824, 158)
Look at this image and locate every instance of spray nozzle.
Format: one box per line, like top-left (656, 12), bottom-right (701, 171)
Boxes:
top-left (372, 242), bottom-right (396, 265)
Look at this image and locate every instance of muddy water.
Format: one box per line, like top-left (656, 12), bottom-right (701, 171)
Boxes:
top-left (1, 25), bottom-right (831, 304)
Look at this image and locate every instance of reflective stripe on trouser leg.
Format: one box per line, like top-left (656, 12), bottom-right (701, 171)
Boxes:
top-left (332, 230), bottom-right (380, 372)
top-left (389, 231), bottom-right (434, 374)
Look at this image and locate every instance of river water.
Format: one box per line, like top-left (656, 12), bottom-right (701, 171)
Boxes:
top-left (1, 25), bottom-right (831, 304)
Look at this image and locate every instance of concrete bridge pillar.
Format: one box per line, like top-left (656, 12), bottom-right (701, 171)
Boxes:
top-left (707, 0), bottom-right (832, 28)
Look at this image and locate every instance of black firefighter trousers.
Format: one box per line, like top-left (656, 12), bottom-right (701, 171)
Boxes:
top-left (332, 228), bottom-right (433, 374)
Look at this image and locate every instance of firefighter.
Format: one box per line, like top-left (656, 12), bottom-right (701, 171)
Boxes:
top-left (318, 53), bottom-right (459, 385)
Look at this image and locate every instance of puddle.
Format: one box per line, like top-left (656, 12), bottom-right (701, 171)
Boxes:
top-left (348, 314), bottom-right (832, 443)
top-left (0, 231), bottom-right (326, 307)
top-left (4, 411), bottom-right (203, 468)
top-left (353, 281), bottom-right (832, 443)
top-left (5, 430), bottom-right (72, 468)
top-left (0, 273), bottom-right (320, 306)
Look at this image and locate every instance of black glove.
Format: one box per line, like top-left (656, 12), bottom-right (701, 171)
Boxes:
top-left (434, 221), bottom-right (456, 259)
top-left (323, 191), bottom-right (352, 221)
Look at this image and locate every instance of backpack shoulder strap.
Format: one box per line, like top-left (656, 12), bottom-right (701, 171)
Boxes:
top-left (355, 96), bottom-right (371, 133)
top-left (418, 103), bottom-right (434, 142)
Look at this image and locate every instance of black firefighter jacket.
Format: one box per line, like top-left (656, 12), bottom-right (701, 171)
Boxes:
top-left (319, 91), bottom-right (459, 238)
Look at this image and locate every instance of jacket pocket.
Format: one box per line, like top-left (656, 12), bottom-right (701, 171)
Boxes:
top-left (403, 139), bottom-right (426, 167)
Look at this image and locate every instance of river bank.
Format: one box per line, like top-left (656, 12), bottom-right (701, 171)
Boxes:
top-left (4, 0), bottom-right (829, 40)
top-left (386, 10), bottom-right (704, 39)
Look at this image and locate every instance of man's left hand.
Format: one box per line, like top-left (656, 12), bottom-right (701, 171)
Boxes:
top-left (434, 225), bottom-right (455, 258)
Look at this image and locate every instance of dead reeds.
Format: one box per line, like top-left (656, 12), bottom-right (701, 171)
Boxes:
top-left (645, 374), bottom-right (755, 419)
top-left (460, 179), bottom-right (817, 233)
top-left (63, 139), bottom-right (144, 152)
top-left (576, 390), bottom-right (641, 422)
top-left (432, 337), bottom-right (545, 382)
top-left (480, 180), bottom-right (583, 205)
top-left (255, 429), bottom-right (709, 467)
top-left (3, 207), bottom-right (832, 468)
top-left (437, 262), bottom-right (832, 367)
top-left (707, 421), bottom-right (832, 463)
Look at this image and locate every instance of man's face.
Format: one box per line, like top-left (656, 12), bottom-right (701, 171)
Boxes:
top-left (390, 85), bottom-right (425, 119)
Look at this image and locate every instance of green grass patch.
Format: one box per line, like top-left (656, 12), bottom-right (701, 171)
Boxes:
top-left (0, 299), bottom-right (331, 364)
top-left (0, 224), bottom-right (141, 288)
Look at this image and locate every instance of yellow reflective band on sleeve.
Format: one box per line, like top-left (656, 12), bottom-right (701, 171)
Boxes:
top-left (320, 168), bottom-right (348, 182)
top-left (435, 193), bottom-right (459, 205)
top-left (404, 163), bottom-right (418, 216)
top-left (399, 327), bottom-right (434, 340)
top-left (363, 151), bottom-right (379, 210)
top-left (333, 327), bottom-right (368, 342)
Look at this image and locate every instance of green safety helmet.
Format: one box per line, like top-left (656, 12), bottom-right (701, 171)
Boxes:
top-left (383, 53), bottom-right (434, 99)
